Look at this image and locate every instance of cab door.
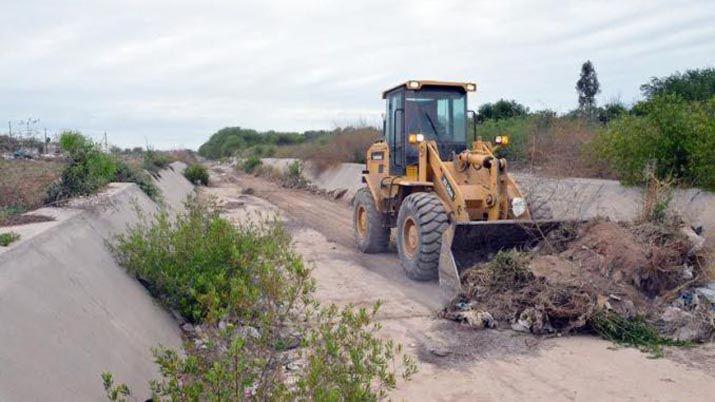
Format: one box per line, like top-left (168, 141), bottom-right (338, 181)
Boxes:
top-left (385, 91), bottom-right (405, 176)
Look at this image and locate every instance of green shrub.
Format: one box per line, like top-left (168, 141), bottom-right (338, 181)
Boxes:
top-left (46, 132), bottom-right (164, 203)
top-left (198, 127), bottom-right (303, 159)
top-left (45, 131), bottom-right (118, 203)
top-left (110, 196), bottom-right (298, 323)
top-left (591, 311), bottom-right (690, 358)
top-left (476, 99), bottom-right (529, 123)
top-left (281, 160), bottom-right (309, 188)
top-left (591, 94), bottom-right (715, 189)
top-left (0, 232), bottom-right (20, 247)
top-left (477, 116), bottom-right (532, 161)
top-left (106, 196), bottom-right (415, 399)
top-left (484, 250), bottom-right (533, 290)
top-left (184, 163), bottom-right (209, 185)
top-left (142, 149), bottom-right (173, 175)
top-left (241, 155), bottom-right (262, 173)
top-left (114, 161), bottom-right (161, 202)
top-left (641, 67), bottom-right (715, 102)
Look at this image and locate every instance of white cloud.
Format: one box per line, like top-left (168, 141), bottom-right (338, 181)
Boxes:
top-left (0, 0), bottom-right (713, 148)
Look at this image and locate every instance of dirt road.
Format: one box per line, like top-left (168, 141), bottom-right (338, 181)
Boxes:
top-left (208, 166), bottom-right (715, 401)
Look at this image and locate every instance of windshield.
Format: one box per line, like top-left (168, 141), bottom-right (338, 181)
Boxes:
top-left (405, 88), bottom-right (466, 143)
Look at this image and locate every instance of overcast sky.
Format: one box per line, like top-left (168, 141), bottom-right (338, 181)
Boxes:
top-left (2, 0), bottom-right (714, 149)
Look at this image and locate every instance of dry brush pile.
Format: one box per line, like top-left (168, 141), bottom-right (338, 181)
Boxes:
top-left (443, 214), bottom-right (713, 354)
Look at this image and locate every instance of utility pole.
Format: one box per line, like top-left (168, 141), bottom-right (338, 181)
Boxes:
top-left (8, 121), bottom-right (11, 136)
top-left (104, 131), bottom-right (108, 152)
top-left (44, 128), bottom-right (48, 154)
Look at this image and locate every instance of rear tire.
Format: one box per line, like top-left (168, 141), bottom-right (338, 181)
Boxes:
top-left (396, 192), bottom-right (449, 281)
top-left (353, 187), bottom-right (389, 253)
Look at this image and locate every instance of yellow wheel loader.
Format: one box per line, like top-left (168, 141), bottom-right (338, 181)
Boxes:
top-left (353, 80), bottom-right (562, 296)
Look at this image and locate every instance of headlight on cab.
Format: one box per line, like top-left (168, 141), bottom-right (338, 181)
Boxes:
top-left (511, 197), bottom-right (527, 217)
top-left (408, 133), bottom-right (425, 144)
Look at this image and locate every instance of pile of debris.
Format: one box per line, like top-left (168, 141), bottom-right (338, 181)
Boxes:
top-left (443, 219), bottom-right (715, 343)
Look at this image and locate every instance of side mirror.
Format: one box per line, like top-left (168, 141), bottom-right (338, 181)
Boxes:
top-left (467, 110), bottom-right (478, 143)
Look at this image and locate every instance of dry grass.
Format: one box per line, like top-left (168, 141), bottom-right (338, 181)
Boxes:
top-left (0, 159), bottom-right (64, 214)
top-left (520, 119), bottom-right (609, 178)
top-left (166, 149), bottom-right (199, 165)
top-left (275, 127), bottom-right (380, 172)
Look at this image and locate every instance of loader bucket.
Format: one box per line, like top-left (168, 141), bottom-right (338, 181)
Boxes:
top-left (438, 220), bottom-right (566, 297)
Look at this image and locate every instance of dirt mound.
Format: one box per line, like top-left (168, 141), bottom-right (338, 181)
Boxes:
top-left (443, 220), bottom-right (715, 343)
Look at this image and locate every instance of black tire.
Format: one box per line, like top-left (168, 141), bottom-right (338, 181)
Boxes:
top-left (353, 187), bottom-right (389, 253)
top-left (396, 192), bottom-right (449, 281)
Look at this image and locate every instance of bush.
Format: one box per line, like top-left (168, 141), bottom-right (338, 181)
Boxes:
top-left (281, 160), bottom-right (309, 188)
top-left (107, 196), bottom-right (415, 399)
top-left (45, 131), bottom-right (118, 203)
top-left (241, 155), bottom-right (262, 173)
top-left (591, 94), bottom-right (715, 189)
top-left (198, 127), bottom-right (303, 159)
top-left (641, 67), bottom-right (715, 102)
top-left (476, 99), bottom-right (529, 123)
top-left (114, 160), bottom-right (161, 202)
top-left (45, 132), bottom-right (164, 203)
top-left (110, 196), bottom-right (302, 323)
top-left (184, 163), bottom-right (209, 185)
top-left (0, 232), bottom-right (20, 247)
top-left (142, 149), bottom-right (173, 175)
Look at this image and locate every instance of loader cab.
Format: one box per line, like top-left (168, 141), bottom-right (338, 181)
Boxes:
top-left (382, 80), bottom-right (475, 175)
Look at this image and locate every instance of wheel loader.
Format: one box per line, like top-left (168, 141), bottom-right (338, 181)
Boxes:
top-left (353, 80), bottom-right (562, 296)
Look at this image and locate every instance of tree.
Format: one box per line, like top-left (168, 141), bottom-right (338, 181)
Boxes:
top-left (597, 101), bottom-right (628, 124)
top-left (640, 67), bottom-right (715, 102)
top-left (476, 99), bottom-right (529, 123)
top-left (576, 60), bottom-right (601, 116)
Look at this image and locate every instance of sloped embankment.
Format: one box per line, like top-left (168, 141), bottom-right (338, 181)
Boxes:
top-left (257, 158), bottom-right (715, 248)
top-left (0, 162), bottom-right (194, 401)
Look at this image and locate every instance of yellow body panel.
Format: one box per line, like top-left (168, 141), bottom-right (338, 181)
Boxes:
top-left (363, 138), bottom-right (529, 226)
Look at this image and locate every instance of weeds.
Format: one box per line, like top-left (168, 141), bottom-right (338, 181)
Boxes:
top-left (591, 311), bottom-right (690, 357)
top-left (109, 195), bottom-right (297, 323)
top-left (107, 196), bottom-right (415, 400)
top-left (114, 160), bottom-right (161, 202)
top-left (184, 163), bottom-right (209, 185)
top-left (101, 372), bottom-right (130, 402)
top-left (640, 166), bottom-right (675, 225)
top-left (241, 155), bottom-right (262, 173)
top-left (45, 132), bottom-right (118, 203)
top-left (281, 160), bottom-right (309, 188)
top-left (0, 232), bottom-right (20, 246)
top-left (482, 250), bottom-right (533, 290)
top-left (275, 126), bottom-right (380, 169)
top-left (142, 149), bottom-right (174, 176)
top-left (0, 159), bottom-right (63, 215)
top-left (42, 132), bottom-right (165, 203)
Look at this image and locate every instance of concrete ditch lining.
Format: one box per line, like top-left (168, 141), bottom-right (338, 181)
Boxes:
top-left (260, 158), bottom-right (715, 246)
top-left (0, 162), bottom-right (193, 401)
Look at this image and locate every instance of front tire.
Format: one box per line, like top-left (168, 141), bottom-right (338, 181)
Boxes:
top-left (353, 187), bottom-right (389, 253)
top-left (396, 192), bottom-right (449, 281)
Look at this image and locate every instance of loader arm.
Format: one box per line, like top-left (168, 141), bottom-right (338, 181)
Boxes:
top-left (418, 140), bottom-right (470, 221)
top-left (417, 140), bottom-right (516, 223)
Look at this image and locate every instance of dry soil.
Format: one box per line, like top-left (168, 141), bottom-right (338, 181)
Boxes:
top-left (206, 165), bottom-right (715, 401)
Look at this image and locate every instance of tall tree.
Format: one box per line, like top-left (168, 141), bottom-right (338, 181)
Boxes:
top-left (576, 60), bottom-right (601, 116)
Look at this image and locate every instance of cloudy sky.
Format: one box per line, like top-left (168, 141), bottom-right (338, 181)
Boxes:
top-left (2, 0), bottom-right (714, 149)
